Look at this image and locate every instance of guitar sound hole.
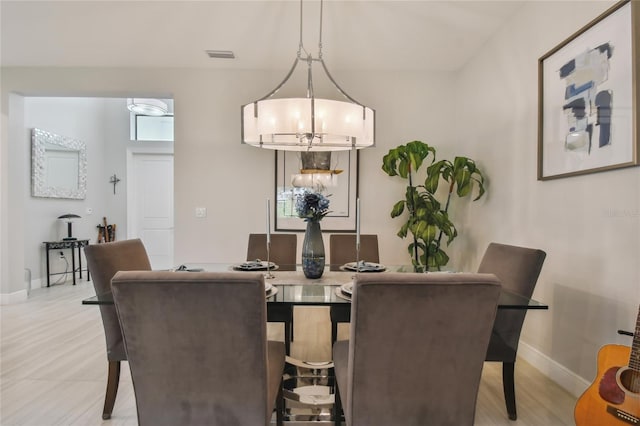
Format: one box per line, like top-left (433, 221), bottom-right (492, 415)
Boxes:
top-left (619, 368), bottom-right (640, 394)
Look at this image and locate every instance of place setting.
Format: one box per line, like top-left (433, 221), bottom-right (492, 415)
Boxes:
top-left (264, 282), bottom-right (278, 299)
top-left (339, 260), bottom-right (386, 273)
top-left (233, 199), bottom-right (278, 278)
top-left (231, 260), bottom-right (279, 272)
top-left (341, 199), bottom-right (386, 275)
top-left (335, 281), bottom-right (354, 301)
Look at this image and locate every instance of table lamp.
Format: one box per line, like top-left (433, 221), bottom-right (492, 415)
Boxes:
top-left (58, 214), bottom-right (81, 241)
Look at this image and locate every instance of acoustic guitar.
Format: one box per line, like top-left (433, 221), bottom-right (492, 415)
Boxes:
top-left (575, 306), bottom-right (640, 425)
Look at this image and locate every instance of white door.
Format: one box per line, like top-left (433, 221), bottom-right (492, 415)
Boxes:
top-left (127, 152), bottom-right (174, 269)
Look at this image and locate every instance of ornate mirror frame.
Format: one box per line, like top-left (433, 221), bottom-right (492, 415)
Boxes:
top-left (31, 128), bottom-right (87, 199)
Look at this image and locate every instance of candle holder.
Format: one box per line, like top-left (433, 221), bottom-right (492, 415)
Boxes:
top-left (265, 241), bottom-right (275, 279)
top-left (355, 197), bottom-right (361, 272)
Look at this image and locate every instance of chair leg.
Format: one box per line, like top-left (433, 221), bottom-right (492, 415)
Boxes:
top-left (290, 307), bottom-right (294, 343)
top-left (276, 378), bottom-right (284, 426)
top-left (102, 360), bottom-right (121, 420)
top-left (502, 361), bottom-right (517, 421)
top-left (284, 320), bottom-right (291, 356)
top-left (331, 320), bottom-right (338, 346)
top-left (333, 378), bottom-right (342, 426)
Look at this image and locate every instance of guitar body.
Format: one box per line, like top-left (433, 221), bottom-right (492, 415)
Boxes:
top-left (575, 344), bottom-right (640, 425)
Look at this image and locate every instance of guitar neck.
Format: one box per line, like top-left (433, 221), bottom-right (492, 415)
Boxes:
top-left (630, 307), bottom-right (640, 372)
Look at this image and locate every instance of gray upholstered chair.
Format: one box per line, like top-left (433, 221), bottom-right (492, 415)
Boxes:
top-left (111, 271), bottom-right (286, 426)
top-left (83, 238), bottom-right (152, 420)
top-left (333, 272), bottom-right (501, 426)
top-left (247, 233), bottom-right (297, 271)
top-left (247, 233), bottom-right (296, 353)
top-left (329, 234), bottom-right (380, 344)
top-left (478, 242), bottom-right (546, 421)
top-left (329, 234), bottom-right (379, 271)
top-left (247, 234), bottom-right (298, 355)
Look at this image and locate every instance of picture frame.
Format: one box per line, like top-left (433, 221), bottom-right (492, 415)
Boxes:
top-left (538, 0), bottom-right (639, 180)
top-left (274, 150), bottom-right (359, 232)
top-left (31, 128), bottom-right (87, 199)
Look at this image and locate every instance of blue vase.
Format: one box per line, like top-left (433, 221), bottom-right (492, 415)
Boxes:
top-left (302, 220), bottom-right (325, 279)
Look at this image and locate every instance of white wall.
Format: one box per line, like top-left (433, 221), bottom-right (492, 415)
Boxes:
top-left (1, 68), bottom-right (456, 295)
top-left (20, 97), bottom-right (173, 287)
top-left (453, 0), bottom-right (639, 392)
top-left (23, 98), bottom-right (110, 286)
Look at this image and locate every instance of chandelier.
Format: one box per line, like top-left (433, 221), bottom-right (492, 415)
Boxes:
top-left (241, 0), bottom-right (375, 151)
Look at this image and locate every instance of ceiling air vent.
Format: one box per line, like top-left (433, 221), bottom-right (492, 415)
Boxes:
top-left (205, 50), bottom-right (235, 59)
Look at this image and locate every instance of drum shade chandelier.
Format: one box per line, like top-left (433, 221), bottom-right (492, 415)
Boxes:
top-left (241, 0), bottom-right (375, 152)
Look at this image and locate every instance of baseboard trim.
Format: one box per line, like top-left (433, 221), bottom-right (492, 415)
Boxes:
top-left (0, 289), bottom-right (28, 305)
top-left (518, 341), bottom-right (590, 398)
top-left (30, 277), bottom-right (43, 290)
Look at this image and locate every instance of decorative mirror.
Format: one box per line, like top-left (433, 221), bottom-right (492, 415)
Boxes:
top-left (31, 128), bottom-right (87, 199)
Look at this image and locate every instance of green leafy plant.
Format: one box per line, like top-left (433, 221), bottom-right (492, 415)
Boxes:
top-left (382, 141), bottom-right (486, 271)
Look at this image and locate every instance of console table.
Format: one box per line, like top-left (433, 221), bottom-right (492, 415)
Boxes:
top-left (43, 239), bottom-right (90, 287)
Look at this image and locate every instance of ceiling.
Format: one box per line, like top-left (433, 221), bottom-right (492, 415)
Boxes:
top-left (1, 1), bottom-right (525, 72)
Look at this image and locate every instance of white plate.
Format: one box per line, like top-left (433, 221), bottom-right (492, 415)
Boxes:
top-left (340, 261), bottom-right (386, 272)
top-left (340, 282), bottom-right (354, 295)
top-left (232, 261), bottom-right (278, 271)
top-left (266, 286), bottom-right (278, 299)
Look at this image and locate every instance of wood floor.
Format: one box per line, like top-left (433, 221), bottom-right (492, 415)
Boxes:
top-left (1, 280), bottom-right (577, 425)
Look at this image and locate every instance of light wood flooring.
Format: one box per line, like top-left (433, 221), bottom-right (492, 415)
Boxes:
top-left (1, 280), bottom-right (577, 425)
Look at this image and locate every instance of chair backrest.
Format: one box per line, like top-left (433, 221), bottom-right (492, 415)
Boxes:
top-left (111, 271), bottom-right (272, 426)
top-left (345, 272), bottom-right (501, 426)
top-left (477, 242), bottom-right (546, 361)
top-left (329, 234), bottom-right (379, 271)
top-left (247, 233), bottom-right (297, 271)
top-left (84, 238), bottom-right (151, 361)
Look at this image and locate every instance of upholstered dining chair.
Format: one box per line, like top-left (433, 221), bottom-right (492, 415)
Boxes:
top-left (329, 234), bottom-right (380, 344)
top-left (332, 272), bottom-right (501, 426)
top-left (328, 234), bottom-right (379, 271)
top-left (247, 233), bottom-right (297, 271)
top-left (478, 242), bottom-right (546, 421)
top-left (83, 238), bottom-right (152, 420)
top-left (111, 271), bottom-right (285, 426)
top-left (247, 233), bottom-right (297, 353)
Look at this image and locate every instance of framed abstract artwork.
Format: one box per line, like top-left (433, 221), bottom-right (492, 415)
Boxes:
top-left (274, 150), bottom-right (359, 232)
top-left (538, 0), bottom-right (640, 180)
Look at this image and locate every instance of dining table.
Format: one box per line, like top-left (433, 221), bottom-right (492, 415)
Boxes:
top-left (82, 262), bottom-right (548, 424)
top-left (82, 262), bottom-right (548, 351)
top-left (82, 261), bottom-right (549, 424)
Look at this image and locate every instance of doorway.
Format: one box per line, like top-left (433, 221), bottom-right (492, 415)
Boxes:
top-left (127, 149), bottom-right (174, 269)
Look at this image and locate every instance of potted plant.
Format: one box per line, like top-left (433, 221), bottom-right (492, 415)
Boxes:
top-left (382, 140), bottom-right (486, 271)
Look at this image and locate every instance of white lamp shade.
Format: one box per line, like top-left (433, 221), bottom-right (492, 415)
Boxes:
top-left (291, 173), bottom-right (338, 189)
top-left (242, 98), bottom-right (374, 151)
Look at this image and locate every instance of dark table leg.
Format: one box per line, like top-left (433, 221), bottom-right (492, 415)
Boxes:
top-left (77, 244), bottom-right (83, 279)
top-left (45, 244), bottom-right (51, 287)
top-left (71, 245), bottom-right (77, 285)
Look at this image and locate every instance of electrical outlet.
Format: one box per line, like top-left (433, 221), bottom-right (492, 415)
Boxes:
top-left (58, 251), bottom-right (65, 259)
top-left (195, 207), bottom-right (207, 218)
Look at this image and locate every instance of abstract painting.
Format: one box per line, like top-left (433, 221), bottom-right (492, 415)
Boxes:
top-left (538, 0), bottom-right (639, 180)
